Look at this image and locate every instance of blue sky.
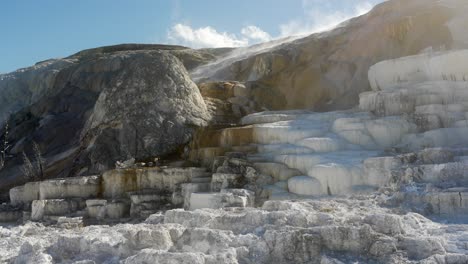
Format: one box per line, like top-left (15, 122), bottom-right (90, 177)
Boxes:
top-left (0, 0), bottom-right (384, 73)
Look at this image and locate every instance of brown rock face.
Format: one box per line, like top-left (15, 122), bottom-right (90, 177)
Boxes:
top-left (193, 0), bottom-right (468, 111)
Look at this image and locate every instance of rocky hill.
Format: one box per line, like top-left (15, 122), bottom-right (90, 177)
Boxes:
top-left (2, 0), bottom-right (468, 263)
top-left (193, 0), bottom-right (468, 111)
top-left (2, 0), bottom-right (467, 197)
top-left (0, 45), bottom-right (230, 195)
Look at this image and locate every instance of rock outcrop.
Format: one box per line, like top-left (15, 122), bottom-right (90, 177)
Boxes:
top-left (188, 49), bottom-right (468, 210)
top-left (3, 0), bottom-right (468, 196)
top-left (193, 0), bottom-right (468, 111)
top-left (2, 199), bottom-right (468, 263)
top-left (0, 45), bottom-right (217, 195)
top-left (80, 51), bottom-right (210, 171)
top-left (4, 162), bottom-right (256, 224)
top-left (3, 0), bottom-right (468, 263)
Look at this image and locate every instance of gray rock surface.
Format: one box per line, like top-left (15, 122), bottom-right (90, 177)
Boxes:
top-left (0, 45), bottom-right (213, 195)
top-left (2, 198), bottom-right (468, 263)
top-left (81, 50), bottom-right (210, 171)
top-left (2, 1), bottom-right (468, 263)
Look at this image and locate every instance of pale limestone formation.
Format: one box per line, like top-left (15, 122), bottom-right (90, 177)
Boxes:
top-left (39, 176), bottom-right (101, 200)
top-left (210, 173), bottom-right (245, 192)
top-left (189, 189), bottom-right (254, 210)
top-left (3, 2), bottom-right (468, 263)
top-left (31, 199), bottom-right (82, 221)
top-left (287, 176), bottom-right (323, 196)
top-left (9, 182), bottom-right (40, 206)
top-left (85, 199), bottom-right (130, 220)
top-left (181, 183), bottom-right (211, 210)
top-left (2, 197), bottom-right (468, 263)
top-left (102, 167), bottom-right (206, 198)
top-left (190, 49), bottom-right (468, 200)
top-left (57, 217), bottom-right (84, 229)
top-left (368, 50), bottom-right (468, 91)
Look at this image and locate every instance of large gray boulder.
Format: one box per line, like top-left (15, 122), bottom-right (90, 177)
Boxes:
top-left (0, 45), bottom-right (212, 195)
top-left (80, 51), bottom-right (210, 171)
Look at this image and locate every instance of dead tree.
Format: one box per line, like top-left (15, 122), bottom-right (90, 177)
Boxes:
top-left (21, 142), bottom-right (45, 181)
top-left (21, 152), bottom-right (35, 181)
top-left (33, 142), bottom-right (44, 179)
top-left (0, 120), bottom-right (11, 170)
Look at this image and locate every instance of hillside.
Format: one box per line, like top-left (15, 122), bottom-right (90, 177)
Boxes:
top-left (2, 0), bottom-right (468, 263)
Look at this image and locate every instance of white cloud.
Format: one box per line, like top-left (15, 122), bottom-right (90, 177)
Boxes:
top-left (167, 1), bottom-right (379, 48)
top-left (168, 24), bottom-right (271, 48)
top-left (279, 0), bottom-right (375, 37)
top-left (241, 26), bottom-right (272, 43)
top-left (168, 24), bottom-right (248, 48)
top-left (355, 2), bottom-right (375, 15)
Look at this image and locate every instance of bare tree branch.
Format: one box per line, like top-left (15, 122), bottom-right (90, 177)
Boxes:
top-left (33, 142), bottom-right (45, 180)
top-left (0, 120), bottom-right (11, 171)
top-left (21, 152), bottom-right (35, 181)
top-left (21, 142), bottom-right (45, 181)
